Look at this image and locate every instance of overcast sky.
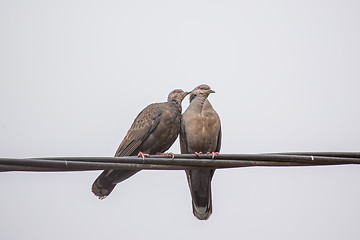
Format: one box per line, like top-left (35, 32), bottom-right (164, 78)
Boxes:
top-left (1, 0), bottom-right (360, 239)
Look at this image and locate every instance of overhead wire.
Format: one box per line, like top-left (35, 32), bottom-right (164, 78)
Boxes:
top-left (0, 152), bottom-right (359, 172)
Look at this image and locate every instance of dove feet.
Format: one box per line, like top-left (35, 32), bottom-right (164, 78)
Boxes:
top-left (207, 152), bottom-right (219, 159)
top-left (156, 152), bottom-right (175, 159)
top-left (137, 151), bottom-right (150, 161)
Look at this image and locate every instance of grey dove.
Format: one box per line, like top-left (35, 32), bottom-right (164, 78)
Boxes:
top-left (180, 84), bottom-right (221, 220)
top-left (92, 89), bottom-right (189, 199)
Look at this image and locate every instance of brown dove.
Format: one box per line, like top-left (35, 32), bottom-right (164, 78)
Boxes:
top-left (180, 84), bottom-right (221, 220)
top-left (92, 89), bottom-right (189, 199)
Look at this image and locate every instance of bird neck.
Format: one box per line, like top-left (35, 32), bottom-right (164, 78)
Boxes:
top-left (189, 94), bottom-right (206, 104)
top-left (169, 99), bottom-right (182, 112)
top-left (188, 96), bottom-right (209, 113)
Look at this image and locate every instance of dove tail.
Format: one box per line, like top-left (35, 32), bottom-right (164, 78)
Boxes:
top-left (186, 170), bottom-right (214, 220)
top-left (92, 170), bottom-right (139, 199)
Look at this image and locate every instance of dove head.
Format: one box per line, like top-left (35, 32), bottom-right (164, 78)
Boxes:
top-left (189, 84), bottom-right (215, 102)
top-left (167, 89), bottom-right (189, 103)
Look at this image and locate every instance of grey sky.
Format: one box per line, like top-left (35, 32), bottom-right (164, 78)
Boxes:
top-left (1, 0), bottom-right (360, 239)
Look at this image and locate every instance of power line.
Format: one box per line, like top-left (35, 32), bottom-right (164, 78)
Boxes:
top-left (0, 152), bottom-right (359, 172)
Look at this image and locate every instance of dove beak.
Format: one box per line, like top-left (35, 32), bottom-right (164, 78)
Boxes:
top-left (209, 90), bottom-right (215, 94)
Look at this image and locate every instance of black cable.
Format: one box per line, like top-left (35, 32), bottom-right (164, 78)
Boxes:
top-left (0, 152), bottom-right (359, 172)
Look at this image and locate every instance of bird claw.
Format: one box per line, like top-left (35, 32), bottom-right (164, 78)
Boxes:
top-left (156, 152), bottom-right (175, 159)
top-left (207, 151), bottom-right (219, 160)
top-left (137, 151), bottom-right (150, 162)
top-left (195, 152), bottom-right (203, 156)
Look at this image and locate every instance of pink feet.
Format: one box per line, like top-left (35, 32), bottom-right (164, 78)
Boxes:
top-left (156, 152), bottom-right (175, 159)
top-left (194, 152), bottom-right (218, 159)
top-left (137, 151), bottom-right (150, 161)
top-left (207, 152), bottom-right (219, 159)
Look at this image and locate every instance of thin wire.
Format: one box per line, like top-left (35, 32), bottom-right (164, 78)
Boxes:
top-left (0, 152), bottom-right (359, 172)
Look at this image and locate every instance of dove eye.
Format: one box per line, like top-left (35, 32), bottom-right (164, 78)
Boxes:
top-left (198, 86), bottom-right (204, 90)
top-left (173, 90), bottom-right (180, 93)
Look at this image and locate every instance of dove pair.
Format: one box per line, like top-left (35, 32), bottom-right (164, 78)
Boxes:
top-left (92, 84), bottom-right (221, 220)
